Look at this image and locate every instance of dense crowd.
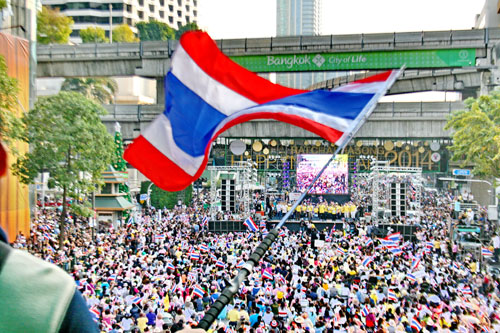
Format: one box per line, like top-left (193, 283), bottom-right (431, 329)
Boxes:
top-left (10, 188), bottom-right (500, 333)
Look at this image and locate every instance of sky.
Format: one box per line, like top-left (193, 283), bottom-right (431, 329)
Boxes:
top-left (199, 0), bottom-right (485, 39)
top-left (198, 0), bottom-right (486, 101)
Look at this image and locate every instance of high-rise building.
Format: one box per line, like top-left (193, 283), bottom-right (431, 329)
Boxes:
top-left (276, 0), bottom-right (325, 89)
top-left (42, 0), bottom-right (198, 43)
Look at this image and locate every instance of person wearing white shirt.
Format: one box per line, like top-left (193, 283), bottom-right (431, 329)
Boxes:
top-left (493, 234), bottom-right (500, 262)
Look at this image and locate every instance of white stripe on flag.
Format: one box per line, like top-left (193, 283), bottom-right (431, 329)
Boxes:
top-left (143, 114), bottom-right (205, 176)
top-left (171, 45), bottom-right (257, 116)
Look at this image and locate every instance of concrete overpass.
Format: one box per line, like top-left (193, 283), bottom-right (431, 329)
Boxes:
top-left (37, 28), bottom-right (496, 78)
top-left (101, 101), bottom-right (463, 141)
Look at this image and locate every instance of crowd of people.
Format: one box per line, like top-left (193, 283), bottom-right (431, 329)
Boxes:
top-left (10, 185), bottom-right (500, 333)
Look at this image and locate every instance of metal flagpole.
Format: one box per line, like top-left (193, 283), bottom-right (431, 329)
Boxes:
top-left (197, 68), bottom-right (403, 331)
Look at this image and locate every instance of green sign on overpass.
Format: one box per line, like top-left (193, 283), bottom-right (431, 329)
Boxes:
top-left (231, 48), bottom-right (476, 72)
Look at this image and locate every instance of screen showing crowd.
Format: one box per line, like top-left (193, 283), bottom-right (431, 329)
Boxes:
top-left (296, 154), bottom-right (349, 194)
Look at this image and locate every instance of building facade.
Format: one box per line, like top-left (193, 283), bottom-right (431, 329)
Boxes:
top-left (42, 0), bottom-right (198, 43)
top-left (276, 0), bottom-right (334, 89)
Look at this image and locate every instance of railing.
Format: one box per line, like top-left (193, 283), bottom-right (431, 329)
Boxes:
top-left (100, 102), bottom-right (464, 123)
top-left (37, 28), bottom-right (500, 61)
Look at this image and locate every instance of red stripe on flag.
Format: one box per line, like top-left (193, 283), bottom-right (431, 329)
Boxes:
top-left (123, 135), bottom-right (195, 191)
top-left (352, 71), bottom-right (393, 84)
top-left (179, 31), bottom-right (307, 104)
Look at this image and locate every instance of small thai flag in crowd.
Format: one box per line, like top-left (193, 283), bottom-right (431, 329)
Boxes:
top-left (411, 318), bottom-right (422, 332)
top-left (277, 274), bottom-right (286, 284)
top-left (132, 296), bottom-right (143, 305)
top-left (380, 239), bottom-right (398, 248)
top-left (262, 229), bottom-right (269, 237)
top-left (411, 255), bottom-right (421, 271)
top-left (199, 244), bottom-right (209, 252)
top-left (210, 253), bottom-right (217, 261)
top-left (452, 261), bottom-right (461, 270)
top-left (362, 256), bottom-right (373, 267)
top-left (365, 238), bottom-right (374, 247)
top-left (407, 273), bottom-right (417, 282)
top-left (167, 262), bottom-right (176, 270)
top-left (89, 306), bottom-right (100, 321)
top-left (107, 274), bottom-right (117, 282)
top-left (361, 305), bottom-right (369, 317)
top-left (224, 326), bottom-right (235, 333)
top-left (155, 234), bottom-right (166, 241)
top-left (325, 234), bottom-right (332, 242)
top-left (336, 247), bottom-right (347, 256)
top-left (481, 325), bottom-right (491, 333)
top-left (236, 260), bottom-right (245, 269)
top-left (243, 217), bottom-right (258, 232)
top-left (482, 247), bottom-right (493, 257)
top-left (192, 284), bottom-right (205, 298)
top-left (425, 241), bottom-right (434, 249)
top-left (201, 216), bottom-right (209, 227)
top-left (386, 232), bottom-right (401, 243)
top-left (215, 260), bottom-right (226, 268)
top-left (190, 252), bottom-right (200, 260)
top-left (459, 286), bottom-right (472, 295)
top-left (387, 290), bottom-right (398, 301)
top-left (47, 245), bottom-right (55, 253)
top-left (279, 229), bottom-right (286, 237)
top-left (390, 248), bottom-right (403, 256)
top-left (170, 282), bottom-right (177, 293)
top-left (246, 233), bottom-right (253, 241)
top-left (260, 220), bottom-right (266, 230)
top-left (187, 271), bottom-right (197, 282)
top-left (262, 270), bottom-right (273, 280)
top-left (126, 216), bottom-right (134, 227)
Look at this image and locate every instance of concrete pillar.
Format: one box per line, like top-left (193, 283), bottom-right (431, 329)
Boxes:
top-left (156, 78), bottom-right (165, 105)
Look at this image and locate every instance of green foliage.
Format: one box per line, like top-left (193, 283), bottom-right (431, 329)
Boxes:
top-left (13, 91), bottom-right (114, 245)
top-left (0, 0), bottom-right (7, 10)
top-left (445, 92), bottom-right (500, 178)
top-left (113, 129), bottom-right (132, 205)
top-left (175, 22), bottom-right (199, 39)
top-left (70, 201), bottom-right (93, 218)
top-left (112, 24), bottom-right (139, 43)
top-left (0, 55), bottom-right (23, 154)
top-left (61, 77), bottom-right (117, 104)
top-left (80, 26), bottom-right (109, 43)
top-left (140, 181), bottom-right (192, 209)
top-left (136, 20), bottom-right (175, 41)
top-left (37, 6), bottom-right (73, 44)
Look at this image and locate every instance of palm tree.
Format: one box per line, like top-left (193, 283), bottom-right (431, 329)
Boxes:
top-left (61, 77), bottom-right (118, 104)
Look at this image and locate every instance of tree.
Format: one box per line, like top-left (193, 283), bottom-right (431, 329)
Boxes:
top-left (80, 26), bottom-right (109, 43)
top-left (112, 123), bottom-right (132, 215)
top-left (140, 181), bottom-right (192, 209)
top-left (13, 92), bottom-right (114, 247)
top-left (136, 20), bottom-right (175, 41)
top-left (112, 24), bottom-right (139, 43)
top-left (445, 92), bottom-right (500, 179)
top-left (0, 55), bottom-right (22, 154)
top-left (61, 77), bottom-right (118, 104)
top-left (37, 6), bottom-right (73, 44)
top-left (175, 22), bottom-right (199, 40)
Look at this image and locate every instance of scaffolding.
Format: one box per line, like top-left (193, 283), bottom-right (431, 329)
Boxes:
top-left (370, 161), bottom-right (423, 222)
top-left (208, 161), bottom-right (257, 220)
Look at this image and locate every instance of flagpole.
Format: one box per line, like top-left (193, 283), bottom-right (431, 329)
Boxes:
top-left (197, 68), bottom-right (404, 331)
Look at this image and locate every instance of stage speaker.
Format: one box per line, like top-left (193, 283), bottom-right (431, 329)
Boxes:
top-left (390, 183), bottom-right (407, 217)
top-left (221, 179), bottom-right (236, 212)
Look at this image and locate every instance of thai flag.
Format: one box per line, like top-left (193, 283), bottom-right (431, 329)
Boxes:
top-left (170, 282), bottom-right (177, 293)
top-left (243, 217), bottom-right (258, 232)
top-left (132, 296), bottom-right (143, 305)
top-left (481, 325), bottom-right (490, 333)
top-left (361, 256), bottom-right (373, 267)
top-left (277, 274), bottom-right (286, 284)
top-left (167, 262), bottom-right (175, 270)
top-left (262, 229), bottom-right (269, 237)
top-left (236, 260), bottom-right (245, 269)
top-left (123, 31), bottom-right (400, 191)
top-left (387, 290), bottom-right (398, 301)
top-left (262, 270), bottom-right (273, 280)
top-left (210, 253), bottom-right (217, 261)
top-left (224, 326), bottom-right (234, 333)
top-left (459, 286), bottom-right (472, 295)
top-left (361, 305), bottom-right (369, 317)
top-left (411, 318), bottom-right (422, 332)
top-left (365, 238), bottom-right (373, 247)
top-left (452, 262), bottom-right (461, 270)
top-left (201, 216), bottom-right (209, 227)
top-left (411, 255), bottom-right (421, 271)
top-left (215, 260), bottom-right (226, 268)
top-left (336, 247), bottom-right (347, 256)
top-left (279, 229), bottom-right (286, 237)
top-left (380, 239), bottom-right (398, 248)
top-left (89, 306), bottom-right (100, 321)
top-left (407, 273), bottom-right (417, 282)
top-left (246, 233), bottom-right (253, 241)
top-left (425, 241), bottom-right (434, 249)
top-left (192, 284), bottom-right (205, 298)
top-left (390, 248), bottom-right (403, 256)
top-left (325, 235), bottom-right (332, 242)
top-left (260, 220), bottom-right (266, 230)
top-left (199, 244), bottom-right (209, 252)
top-left (190, 252), bottom-right (200, 260)
top-left (155, 234), bottom-right (166, 241)
top-left (386, 232), bottom-right (401, 243)
top-left (482, 247), bottom-right (493, 257)
top-left (46, 245), bottom-right (55, 253)
top-left (187, 271), bottom-right (197, 282)
top-left (126, 216), bottom-right (134, 227)
top-left (107, 274), bottom-right (117, 282)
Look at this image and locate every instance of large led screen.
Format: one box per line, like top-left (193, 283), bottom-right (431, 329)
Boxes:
top-left (296, 154), bottom-right (348, 194)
